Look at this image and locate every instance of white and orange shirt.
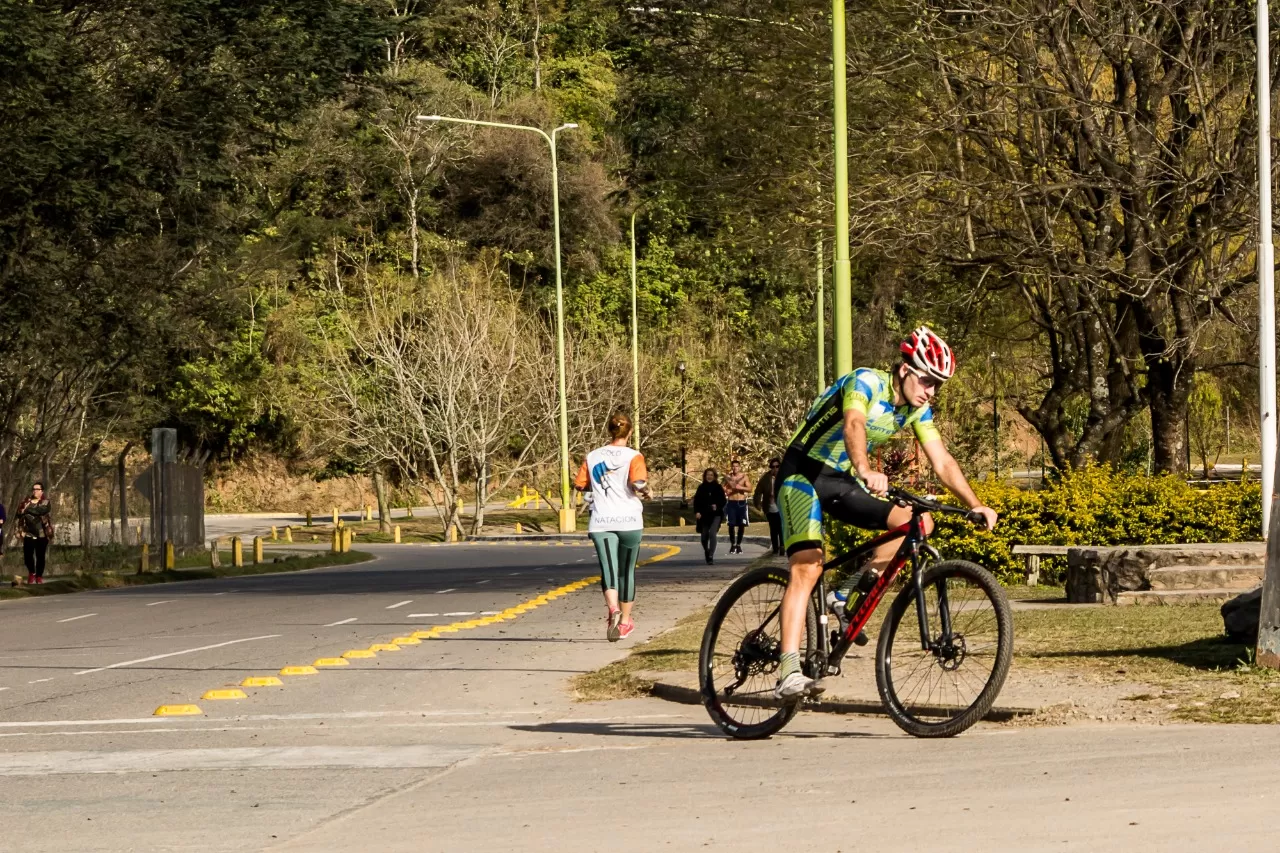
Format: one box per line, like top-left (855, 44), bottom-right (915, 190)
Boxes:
top-left (574, 444), bottom-right (648, 532)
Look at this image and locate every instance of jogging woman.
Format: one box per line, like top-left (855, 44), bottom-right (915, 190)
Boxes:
top-left (574, 412), bottom-right (651, 642)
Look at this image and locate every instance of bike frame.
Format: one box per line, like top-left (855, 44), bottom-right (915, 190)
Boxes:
top-left (813, 506), bottom-right (947, 674)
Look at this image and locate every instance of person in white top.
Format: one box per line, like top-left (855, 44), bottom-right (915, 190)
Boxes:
top-left (574, 412), bottom-right (651, 642)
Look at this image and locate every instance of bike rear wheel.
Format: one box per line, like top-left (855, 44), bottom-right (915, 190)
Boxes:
top-left (699, 565), bottom-right (819, 740)
top-left (875, 559), bottom-right (1013, 738)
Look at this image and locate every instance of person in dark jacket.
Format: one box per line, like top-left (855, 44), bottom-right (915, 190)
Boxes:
top-left (693, 468), bottom-right (727, 564)
top-left (16, 483), bottom-right (53, 584)
top-left (753, 458), bottom-right (783, 555)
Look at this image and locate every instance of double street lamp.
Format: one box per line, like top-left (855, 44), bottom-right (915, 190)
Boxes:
top-left (418, 115), bottom-right (579, 533)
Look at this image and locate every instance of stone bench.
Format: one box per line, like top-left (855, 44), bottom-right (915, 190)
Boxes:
top-left (1064, 543), bottom-right (1265, 604)
top-left (1010, 544), bottom-right (1071, 586)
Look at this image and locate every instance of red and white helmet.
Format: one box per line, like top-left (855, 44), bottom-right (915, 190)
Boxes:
top-left (900, 326), bottom-right (955, 383)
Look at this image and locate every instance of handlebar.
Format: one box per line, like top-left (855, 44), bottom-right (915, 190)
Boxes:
top-left (886, 486), bottom-right (988, 527)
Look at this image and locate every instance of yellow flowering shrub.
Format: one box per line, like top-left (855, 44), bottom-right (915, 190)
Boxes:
top-left (826, 465), bottom-right (1262, 584)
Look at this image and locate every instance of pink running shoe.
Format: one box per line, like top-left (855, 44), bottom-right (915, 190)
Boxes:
top-left (606, 609), bottom-right (623, 642)
top-left (618, 621), bottom-right (635, 640)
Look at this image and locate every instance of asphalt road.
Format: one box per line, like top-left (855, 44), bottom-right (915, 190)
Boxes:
top-left (0, 540), bottom-right (748, 851)
top-left (2, 541), bottom-right (1279, 852)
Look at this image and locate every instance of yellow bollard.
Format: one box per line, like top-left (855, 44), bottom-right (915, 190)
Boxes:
top-left (331, 528), bottom-right (341, 554)
top-left (164, 541), bottom-right (175, 570)
top-left (679, 517), bottom-right (686, 528)
top-left (332, 507), bottom-right (338, 525)
top-left (394, 525), bottom-right (401, 544)
top-left (232, 537), bottom-right (243, 568)
top-left (342, 528), bottom-right (353, 553)
top-left (447, 525), bottom-right (458, 544)
top-left (253, 536), bottom-right (263, 564)
top-left (136, 525), bottom-right (143, 546)
top-left (306, 509), bottom-right (313, 527)
top-left (337, 518), bottom-right (344, 529)
top-left (270, 526), bottom-right (278, 541)
top-left (515, 522), bottom-right (523, 534)
top-left (407, 505), bottom-right (414, 518)
top-left (139, 542), bottom-right (150, 573)
top-left (284, 526), bottom-right (293, 543)
top-left (366, 504), bottom-right (372, 521)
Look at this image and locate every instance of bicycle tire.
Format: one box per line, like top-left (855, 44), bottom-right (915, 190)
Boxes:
top-left (875, 559), bottom-right (1013, 738)
top-left (699, 565), bottom-right (819, 740)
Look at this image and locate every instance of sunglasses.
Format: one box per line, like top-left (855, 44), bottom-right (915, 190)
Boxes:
top-left (905, 366), bottom-right (944, 390)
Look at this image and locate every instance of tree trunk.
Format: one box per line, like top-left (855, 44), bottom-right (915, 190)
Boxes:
top-left (471, 463), bottom-right (487, 535)
top-left (1148, 361), bottom-right (1190, 474)
top-left (372, 466), bottom-right (391, 533)
top-left (80, 443), bottom-right (100, 549)
top-left (117, 442), bottom-right (133, 545)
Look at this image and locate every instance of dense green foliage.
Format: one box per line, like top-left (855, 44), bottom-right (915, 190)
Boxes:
top-left (0, 0), bottom-right (1268, 525)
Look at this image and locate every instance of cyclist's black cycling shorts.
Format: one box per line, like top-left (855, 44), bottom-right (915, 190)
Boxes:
top-left (774, 449), bottom-right (893, 556)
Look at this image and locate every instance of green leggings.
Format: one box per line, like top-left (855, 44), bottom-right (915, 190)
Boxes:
top-left (588, 529), bottom-right (643, 603)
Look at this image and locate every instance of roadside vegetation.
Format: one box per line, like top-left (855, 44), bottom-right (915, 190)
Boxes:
top-left (0, 550), bottom-right (372, 602)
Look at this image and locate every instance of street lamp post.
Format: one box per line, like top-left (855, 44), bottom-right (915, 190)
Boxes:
top-left (990, 351), bottom-right (1000, 479)
top-left (816, 234), bottom-right (826, 393)
top-left (630, 210), bottom-right (643, 448)
top-left (831, 0), bottom-right (852, 376)
top-left (418, 115), bottom-right (579, 532)
top-left (677, 360), bottom-right (688, 507)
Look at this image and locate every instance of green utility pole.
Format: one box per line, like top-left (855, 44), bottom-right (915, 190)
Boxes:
top-left (831, 0), bottom-right (852, 376)
top-left (816, 234), bottom-right (825, 393)
top-left (630, 210), bottom-right (642, 448)
top-left (418, 115), bottom-right (579, 532)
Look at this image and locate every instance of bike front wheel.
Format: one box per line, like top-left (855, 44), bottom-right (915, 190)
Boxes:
top-left (875, 559), bottom-right (1013, 738)
top-left (699, 565), bottom-right (819, 740)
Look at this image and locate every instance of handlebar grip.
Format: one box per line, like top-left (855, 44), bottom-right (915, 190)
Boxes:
top-left (965, 509), bottom-right (988, 527)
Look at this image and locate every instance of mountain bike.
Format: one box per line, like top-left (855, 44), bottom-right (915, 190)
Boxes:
top-left (698, 486), bottom-right (1013, 739)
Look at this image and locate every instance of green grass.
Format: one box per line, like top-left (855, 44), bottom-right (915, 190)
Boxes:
top-left (572, 579), bottom-right (1280, 724)
top-left (1012, 603), bottom-right (1280, 723)
top-left (0, 549), bottom-right (373, 600)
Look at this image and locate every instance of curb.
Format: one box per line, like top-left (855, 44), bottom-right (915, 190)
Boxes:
top-left (646, 680), bottom-right (1037, 723)
top-left (471, 533), bottom-right (774, 548)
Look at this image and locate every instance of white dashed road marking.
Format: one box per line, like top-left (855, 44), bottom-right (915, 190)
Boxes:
top-left (324, 618), bottom-right (358, 627)
top-left (56, 614), bottom-right (96, 624)
top-left (407, 613), bottom-right (439, 618)
top-left (436, 589), bottom-right (457, 594)
top-left (74, 635), bottom-right (281, 676)
top-left (443, 612), bottom-right (475, 617)
top-left (145, 601), bottom-right (173, 607)
top-left (386, 600), bottom-right (413, 610)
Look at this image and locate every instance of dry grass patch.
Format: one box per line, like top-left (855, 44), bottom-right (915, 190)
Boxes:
top-left (1013, 604), bottom-right (1280, 723)
top-left (572, 608), bottom-right (709, 700)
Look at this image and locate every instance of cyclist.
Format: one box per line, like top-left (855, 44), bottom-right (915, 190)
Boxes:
top-left (773, 326), bottom-right (998, 700)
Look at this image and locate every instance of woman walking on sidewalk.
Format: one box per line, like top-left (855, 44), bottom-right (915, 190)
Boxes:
top-left (16, 483), bottom-right (53, 584)
top-left (693, 468), bottom-right (727, 564)
top-left (574, 412), bottom-right (651, 642)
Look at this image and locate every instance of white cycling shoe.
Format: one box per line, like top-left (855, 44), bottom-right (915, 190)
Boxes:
top-left (774, 671), bottom-right (825, 702)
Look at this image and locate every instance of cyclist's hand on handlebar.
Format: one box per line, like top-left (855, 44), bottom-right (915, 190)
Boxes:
top-left (970, 505), bottom-right (998, 531)
top-left (861, 470), bottom-right (889, 496)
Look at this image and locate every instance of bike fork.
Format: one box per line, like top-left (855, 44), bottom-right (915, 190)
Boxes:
top-left (912, 552), bottom-right (952, 651)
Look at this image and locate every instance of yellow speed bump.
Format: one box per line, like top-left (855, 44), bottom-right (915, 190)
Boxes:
top-left (369, 643), bottom-right (401, 652)
top-left (154, 704), bottom-right (202, 716)
top-left (343, 649), bottom-right (376, 659)
top-left (391, 637), bottom-right (421, 645)
top-left (314, 658), bottom-right (350, 667)
top-left (435, 626), bottom-right (460, 634)
top-left (412, 630), bottom-right (439, 640)
top-left (241, 676), bottom-right (283, 687)
top-left (202, 689), bottom-right (247, 701)
top-left (280, 666), bottom-right (319, 676)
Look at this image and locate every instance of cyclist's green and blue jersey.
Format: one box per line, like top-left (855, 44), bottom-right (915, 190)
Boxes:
top-left (778, 368), bottom-right (941, 553)
top-left (787, 368), bottom-right (940, 473)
